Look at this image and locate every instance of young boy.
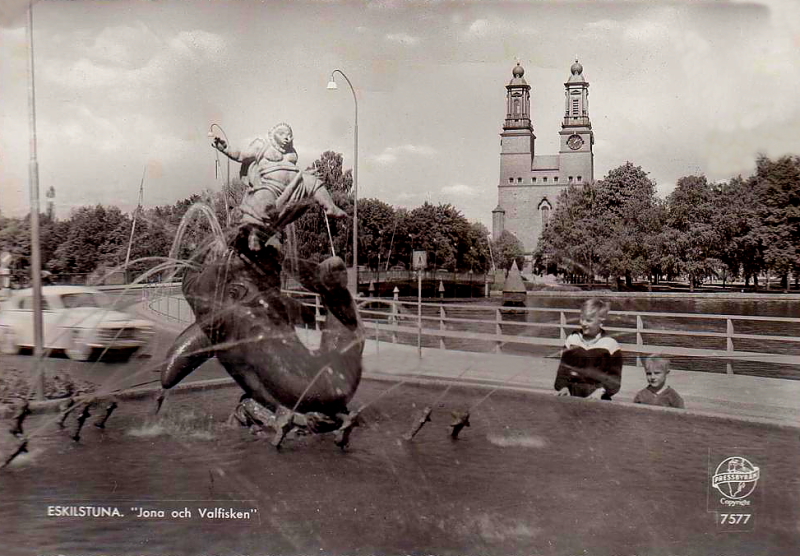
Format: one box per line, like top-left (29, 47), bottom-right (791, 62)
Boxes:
top-left (633, 355), bottom-right (685, 408)
top-left (554, 299), bottom-right (622, 400)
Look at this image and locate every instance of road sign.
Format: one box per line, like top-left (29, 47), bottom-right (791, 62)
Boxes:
top-left (412, 250), bottom-right (427, 271)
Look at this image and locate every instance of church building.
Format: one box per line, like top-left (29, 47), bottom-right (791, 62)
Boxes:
top-left (492, 60), bottom-right (595, 255)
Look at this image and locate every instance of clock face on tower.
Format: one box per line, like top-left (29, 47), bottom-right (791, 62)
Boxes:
top-left (567, 134), bottom-right (584, 150)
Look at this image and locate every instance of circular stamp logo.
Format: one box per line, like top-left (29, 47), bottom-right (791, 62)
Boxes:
top-left (712, 456), bottom-right (760, 500)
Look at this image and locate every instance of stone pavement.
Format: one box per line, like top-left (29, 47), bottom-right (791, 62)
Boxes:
top-left (136, 302), bottom-right (800, 429)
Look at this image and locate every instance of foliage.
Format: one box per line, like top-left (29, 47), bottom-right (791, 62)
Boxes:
top-left (534, 183), bottom-right (601, 279)
top-left (4, 152), bottom-right (798, 289)
top-left (753, 155), bottom-right (800, 289)
top-left (535, 162), bottom-right (662, 285)
top-left (492, 230), bottom-right (525, 272)
top-left (663, 175), bottom-right (723, 289)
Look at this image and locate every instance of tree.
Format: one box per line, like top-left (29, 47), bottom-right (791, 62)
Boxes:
top-left (752, 155), bottom-right (800, 291)
top-left (394, 202), bottom-right (488, 273)
top-left (593, 162), bottom-right (661, 287)
top-left (308, 151), bottom-right (353, 194)
top-left (356, 198), bottom-right (396, 271)
top-left (286, 151), bottom-right (356, 266)
top-left (49, 206), bottom-right (131, 279)
top-left (535, 163), bottom-right (662, 287)
top-left (664, 175), bottom-right (723, 290)
top-left (712, 176), bottom-right (765, 287)
top-left (492, 230), bottom-right (525, 272)
top-left (534, 182), bottom-right (601, 282)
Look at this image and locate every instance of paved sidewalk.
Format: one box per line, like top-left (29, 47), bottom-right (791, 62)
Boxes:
top-left (136, 301), bottom-right (800, 428)
top-left (355, 336), bottom-right (800, 427)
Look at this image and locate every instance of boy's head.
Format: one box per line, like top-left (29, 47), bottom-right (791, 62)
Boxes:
top-left (643, 355), bottom-right (670, 390)
top-left (579, 299), bottom-right (610, 338)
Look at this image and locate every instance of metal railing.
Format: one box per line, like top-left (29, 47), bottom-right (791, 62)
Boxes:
top-left (142, 286), bottom-right (800, 378)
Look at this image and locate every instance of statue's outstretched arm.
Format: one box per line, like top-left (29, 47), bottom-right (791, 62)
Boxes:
top-left (212, 136), bottom-right (266, 163)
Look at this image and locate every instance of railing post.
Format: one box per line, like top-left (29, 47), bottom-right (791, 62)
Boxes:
top-left (439, 305), bottom-right (446, 350)
top-left (375, 320), bottom-right (380, 356)
top-left (495, 308), bottom-right (502, 353)
top-left (726, 318), bottom-right (735, 375)
top-left (636, 314), bottom-right (643, 367)
top-left (559, 311), bottom-right (567, 341)
top-left (390, 301), bottom-right (398, 344)
top-left (315, 294), bottom-right (321, 331)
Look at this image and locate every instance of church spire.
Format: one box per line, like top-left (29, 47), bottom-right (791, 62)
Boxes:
top-left (562, 59), bottom-right (591, 129)
top-left (504, 62), bottom-right (532, 131)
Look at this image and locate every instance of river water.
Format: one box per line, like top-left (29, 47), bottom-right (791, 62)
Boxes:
top-left (1, 381), bottom-right (798, 556)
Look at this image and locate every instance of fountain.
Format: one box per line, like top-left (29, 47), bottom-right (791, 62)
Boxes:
top-left (158, 123), bottom-right (365, 448)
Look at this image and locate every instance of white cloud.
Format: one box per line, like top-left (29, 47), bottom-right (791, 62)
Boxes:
top-left (372, 144), bottom-right (437, 165)
top-left (42, 27), bottom-right (225, 93)
top-left (622, 7), bottom-right (678, 43)
top-left (585, 19), bottom-right (620, 32)
top-left (467, 19), bottom-right (490, 38)
top-left (441, 183), bottom-right (479, 197)
top-left (169, 30), bottom-right (226, 60)
top-left (386, 32), bottom-right (420, 46)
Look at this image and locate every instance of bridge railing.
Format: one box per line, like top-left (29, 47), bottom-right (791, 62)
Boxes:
top-left (141, 285), bottom-right (800, 379)
top-left (306, 295), bottom-right (800, 379)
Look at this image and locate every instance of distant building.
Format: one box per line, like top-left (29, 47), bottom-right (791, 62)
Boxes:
top-left (492, 60), bottom-right (595, 255)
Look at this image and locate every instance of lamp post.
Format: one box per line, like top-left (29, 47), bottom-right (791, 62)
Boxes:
top-left (327, 69), bottom-right (358, 295)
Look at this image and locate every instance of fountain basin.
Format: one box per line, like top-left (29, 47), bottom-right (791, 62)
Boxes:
top-left (1, 379), bottom-right (797, 556)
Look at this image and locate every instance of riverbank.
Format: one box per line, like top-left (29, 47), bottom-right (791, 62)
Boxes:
top-left (520, 289), bottom-right (800, 300)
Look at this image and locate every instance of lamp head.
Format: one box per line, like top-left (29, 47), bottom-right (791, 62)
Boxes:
top-left (327, 79), bottom-right (338, 90)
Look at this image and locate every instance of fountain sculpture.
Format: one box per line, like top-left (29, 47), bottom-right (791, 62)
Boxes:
top-left (160, 123), bottom-right (365, 448)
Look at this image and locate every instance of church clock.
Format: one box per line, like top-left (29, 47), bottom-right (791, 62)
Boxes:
top-left (567, 134), bottom-right (584, 150)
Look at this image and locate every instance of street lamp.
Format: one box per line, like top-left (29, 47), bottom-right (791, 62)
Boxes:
top-left (327, 69), bottom-right (358, 295)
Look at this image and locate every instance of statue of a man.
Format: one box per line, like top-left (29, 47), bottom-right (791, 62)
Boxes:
top-left (213, 123), bottom-right (346, 249)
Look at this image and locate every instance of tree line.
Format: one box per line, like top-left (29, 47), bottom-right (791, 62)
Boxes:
top-left (0, 151), bottom-right (502, 287)
top-left (534, 155), bottom-right (800, 291)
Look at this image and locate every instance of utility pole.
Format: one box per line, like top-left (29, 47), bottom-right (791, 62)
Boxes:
top-left (26, 2), bottom-right (45, 400)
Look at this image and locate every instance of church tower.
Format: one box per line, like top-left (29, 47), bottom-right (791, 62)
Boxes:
top-left (493, 60), bottom-right (595, 256)
top-left (558, 59), bottom-right (594, 184)
top-left (499, 62), bottom-right (534, 186)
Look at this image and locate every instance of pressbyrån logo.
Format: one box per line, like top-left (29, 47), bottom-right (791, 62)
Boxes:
top-left (711, 456), bottom-right (760, 500)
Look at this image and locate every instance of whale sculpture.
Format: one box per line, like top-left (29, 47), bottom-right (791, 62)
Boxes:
top-left (160, 224), bottom-right (365, 443)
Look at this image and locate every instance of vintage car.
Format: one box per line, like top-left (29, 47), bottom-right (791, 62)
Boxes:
top-left (0, 285), bottom-right (153, 361)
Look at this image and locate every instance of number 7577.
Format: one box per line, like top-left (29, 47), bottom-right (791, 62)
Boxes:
top-left (720, 513), bottom-right (751, 524)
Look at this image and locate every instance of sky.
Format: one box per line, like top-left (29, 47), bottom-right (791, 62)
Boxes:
top-left (1, 0), bottom-right (799, 229)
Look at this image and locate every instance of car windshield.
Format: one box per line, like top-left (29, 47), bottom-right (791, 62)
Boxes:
top-left (61, 292), bottom-right (104, 309)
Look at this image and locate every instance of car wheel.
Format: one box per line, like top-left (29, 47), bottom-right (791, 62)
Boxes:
top-left (66, 329), bottom-right (94, 362)
top-left (0, 327), bottom-right (19, 355)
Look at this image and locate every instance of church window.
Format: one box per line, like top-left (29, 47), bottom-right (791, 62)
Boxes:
top-left (517, 177), bottom-right (523, 183)
top-left (569, 176), bottom-right (573, 183)
top-left (509, 177), bottom-right (514, 183)
top-left (539, 200), bottom-right (552, 227)
top-left (543, 177), bottom-right (548, 183)
top-left (532, 177), bottom-right (537, 183)
top-left (572, 98), bottom-right (579, 115)
top-left (577, 175), bottom-right (582, 182)
top-left (554, 177), bottom-right (559, 182)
